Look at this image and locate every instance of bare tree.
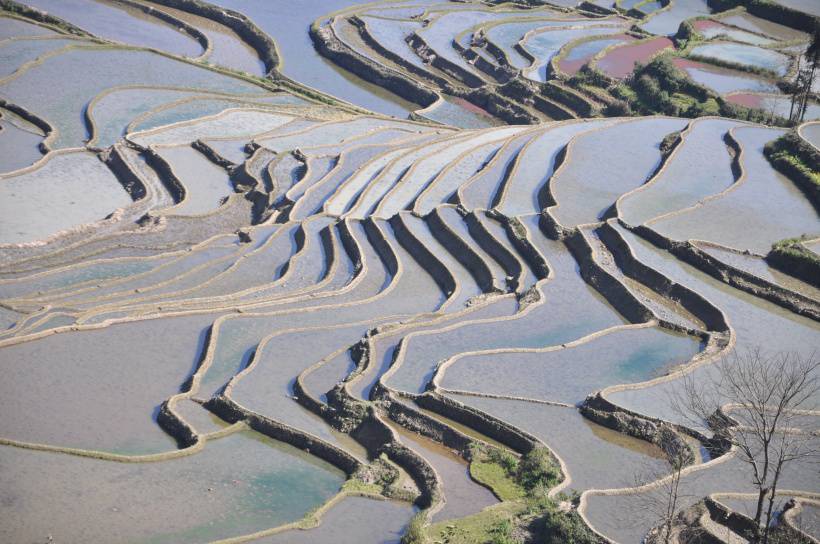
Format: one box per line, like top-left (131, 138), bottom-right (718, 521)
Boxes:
top-left (636, 449), bottom-right (693, 544)
top-left (677, 348), bottom-right (819, 544)
top-left (791, 29), bottom-right (820, 124)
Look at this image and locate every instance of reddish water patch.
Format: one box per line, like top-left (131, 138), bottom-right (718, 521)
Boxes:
top-left (692, 19), bottom-right (722, 32)
top-left (450, 96), bottom-right (493, 118)
top-left (558, 34), bottom-right (635, 76)
top-left (671, 57), bottom-right (705, 70)
top-left (725, 92), bottom-right (764, 108)
top-left (597, 37), bottom-right (673, 79)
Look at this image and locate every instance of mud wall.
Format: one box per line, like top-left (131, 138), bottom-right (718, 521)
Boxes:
top-left (311, 21), bottom-right (438, 108)
top-left (385, 395), bottom-right (473, 454)
top-left (388, 214), bottom-right (455, 295)
top-left (205, 395), bottom-right (363, 476)
top-left (101, 144), bottom-right (148, 201)
top-left (352, 410), bottom-right (441, 509)
top-left (564, 229), bottom-right (655, 325)
top-left (351, 15), bottom-right (451, 89)
top-left (600, 222), bottom-right (731, 332)
top-left (707, 0), bottom-right (820, 33)
top-left (427, 208), bottom-right (499, 293)
top-left (141, 147), bottom-right (187, 204)
top-left (415, 392), bottom-right (539, 454)
top-left (496, 213), bottom-right (551, 280)
top-left (1, 0), bottom-right (89, 35)
top-left (675, 242), bottom-right (820, 321)
top-left (147, 0), bottom-right (279, 74)
top-left (464, 211), bottom-right (522, 291)
top-left (407, 32), bottom-right (485, 89)
top-left (156, 400), bottom-right (199, 448)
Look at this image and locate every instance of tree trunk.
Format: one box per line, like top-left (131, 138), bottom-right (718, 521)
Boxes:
top-left (790, 56), bottom-right (802, 122)
top-left (799, 63), bottom-right (817, 123)
top-left (753, 488), bottom-right (767, 543)
top-left (761, 466), bottom-right (784, 544)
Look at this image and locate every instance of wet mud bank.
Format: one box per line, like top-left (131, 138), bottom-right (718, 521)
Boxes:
top-left (388, 214), bottom-right (456, 297)
top-left (101, 144), bottom-right (148, 201)
top-left (148, 0), bottom-right (278, 74)
top-left (631, 224), bottom-right (820, 322)
top-left (310, 21), bottom-right (439, 110)
top-left (600, 222), bottom-right (731, 332)
top-left (413, 392), bottom-right (540, 455)
top-left (0, 99), bottom-right (53, 154)
top-left (351, 409), bottom-right (442, 510)
top-left (427, 208), bottom-right (501, 294)
top-left (564, 228), bottom-right (655, 325)
top-left (205, 394), bottom-right (362, 476)
top-left (141, 147), bottom-right (187, 205)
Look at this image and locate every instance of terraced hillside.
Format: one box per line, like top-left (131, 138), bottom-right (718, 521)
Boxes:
top-left (0, 1), bottom-right (818, 543)
top-left (309, 0), bottom-right (820, 125)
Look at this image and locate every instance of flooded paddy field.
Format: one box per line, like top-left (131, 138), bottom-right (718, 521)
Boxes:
top-left (1, 0), bottom-right (818, 543)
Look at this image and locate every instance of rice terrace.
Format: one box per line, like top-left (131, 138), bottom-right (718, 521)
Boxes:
top-left (0, 0), bottom-right (819, 542)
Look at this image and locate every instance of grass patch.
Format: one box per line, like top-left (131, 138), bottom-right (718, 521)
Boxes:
top-left (402, 512), bottom-right (428, 544)
top-left (341, 478), bottom-right (383, 496)
top-left (413, 442), bottom-right (595, 544)
top-left (471, 460), bottom-right (525, 501)
top-left (427, 502), bottom-right (525, 544)
top-left (469, 445), bottom-right (526, 501)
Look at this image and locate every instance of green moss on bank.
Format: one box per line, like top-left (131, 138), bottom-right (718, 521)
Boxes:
top-left (763, 130), bottom-right (820, 209)
top-left (767, 236), bottom-right (820, 287)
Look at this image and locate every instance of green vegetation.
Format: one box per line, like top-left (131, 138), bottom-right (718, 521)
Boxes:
top-left (767, 236), bottom-right (820, 287)
top-left (421, 443), bottom-right (598, 544)
top-left (516, 447), bottom-right (561, 492)
top-left (488, 518), bottom-right (516, 544)
top-left (533, 502), bottom-right (601, 544)
top-left (763, 131), bottom-right (820, 209)
top-left (427, 503), bottom-right (525, 544)
top-left (402, 512), bottom-right (428, 544)
top-left (570, 53), bottom-right (793, 124)
top-left (659, 130), bottom-right (682, 156)
top-left (470, 446), bottom-right (526, 501)
top-left (627, 57), bottom-right (720, 118)
top-left (340, 478), bottom-right (383, 495)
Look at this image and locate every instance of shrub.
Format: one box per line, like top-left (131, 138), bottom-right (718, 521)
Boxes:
top-left (488, 447), bottom-right (519, 474)
top-left (537, 508), bottom-right (601, 544)
top-left (517, 448), bottom-right (560, 492)
top-left (766, 236), bottom-right (820, 287)
top-left (469, 445), bottom-right (525, 501)
top-left (401, 512), bottom-right (427, 544)
top-left (488, 518), bottom-right (516, 544)
top-left (605, 99), bottom-right (632, 116)
top-left (659, 131), bottom-right (681, 156)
